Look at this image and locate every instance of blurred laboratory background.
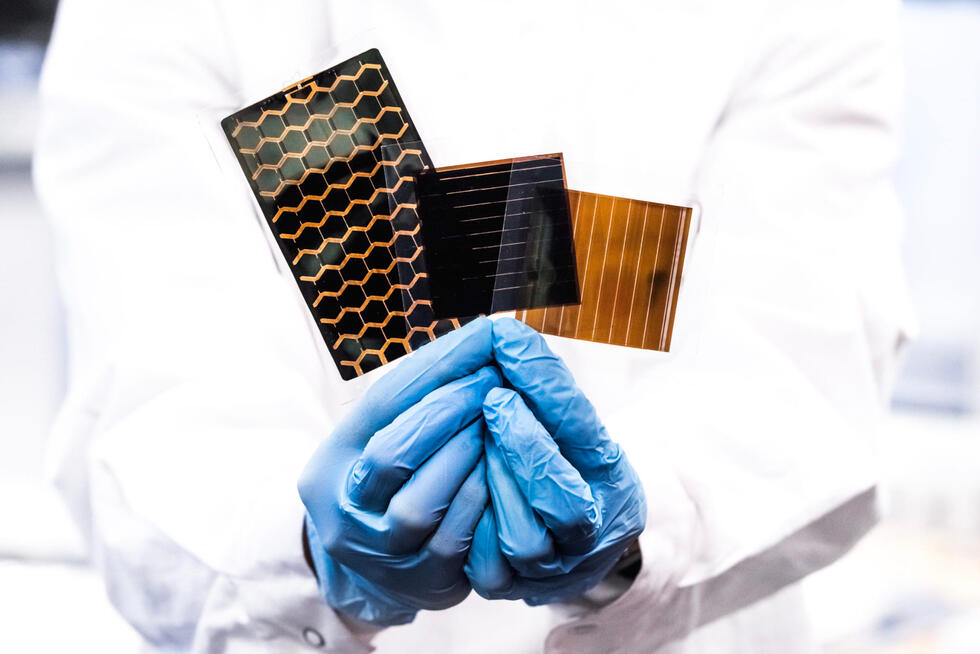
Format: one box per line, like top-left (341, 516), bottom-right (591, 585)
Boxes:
top-left (1, 1), bottom-right (978, 652)
top-left (1, 1), bottom-right (141, 650)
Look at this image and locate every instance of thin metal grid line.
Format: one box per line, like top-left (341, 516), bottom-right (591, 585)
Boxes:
top-left (641, 204), bottom-right (666, 349)
top-left (590, 197), bottom-right (615, 341)
top-left (661, 208), bottom-right (688, 350)
top-left (624, 203), bottom-right (649, 345)
top-left (607, 199), bottom-right (633, 344)
top-left (574, 195), bottom-right (600, 338)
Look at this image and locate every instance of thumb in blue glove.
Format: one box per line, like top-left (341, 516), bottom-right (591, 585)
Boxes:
top-left (300, 317), bottom-right (501, 625)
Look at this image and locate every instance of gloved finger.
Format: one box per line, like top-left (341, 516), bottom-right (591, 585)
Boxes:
top-left (465, 507), bottom-right (516, 599)
top-left (337, 456), bottom-right (488, 611)
top-left (415, 457), bottom-right (490, 610)
top-left (383, 419), bottom-right (484, 553)
top-left (484, 387), bottom-right (601, 556)
top-left (332, 316), bottom-right (494, 450)
top-left (490, 317), bottom-right (621, 476)
top-left (485, 429), bottom-right (559, 578)
top-left (348, 365), bottom-right (502, 512)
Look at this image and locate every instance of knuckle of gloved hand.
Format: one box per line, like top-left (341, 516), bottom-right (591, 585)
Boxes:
top-left (502, 537), bottom-right (554, 573)
top-left (483, 385), bottom-right (515, 411)
top-left (319, 521), bottom-right (349, 561)
top-left (588, 442), bottom-right (628, 483)
top-left (443, 581), bottom-right (473, 608)
top-left (417, 581), bottom-right (470, 611)
top-left (350, 451), bottom-right (398, 500)
top-left (337, 491), bottom-right (359, 519)
top-left (296, 464), bottom-right (322, 507)
top-left (474, 583), bottom-right (511, 601)
top-left (424, 541), bottom-right (454, 565)
top-left (554, 513), bottom-right (601, 552)
top-left (475, 363), bottom-right (504, 386)
top-left (386, 497), bottom-right (433, 540)
top-left (426, 527), bottom-right (473, 565)
top-left (599, 438), bottom-right (623, 466)
top-left (469, 567), bottom-right (512, 597)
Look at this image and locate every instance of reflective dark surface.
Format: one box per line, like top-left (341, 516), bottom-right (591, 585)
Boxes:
top-left (416, 154), bottom-right (579, 318)
top-left (221, 49), bottom-right (462, 380)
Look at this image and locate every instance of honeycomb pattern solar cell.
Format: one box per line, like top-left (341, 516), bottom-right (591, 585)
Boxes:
top-left (221, 49), bottom-right (464, 380)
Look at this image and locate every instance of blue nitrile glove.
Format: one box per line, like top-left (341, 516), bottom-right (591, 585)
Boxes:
top-left (464, 317), bottom-right (647, 605)
top-left (299, 317), bottom-right (500, 626)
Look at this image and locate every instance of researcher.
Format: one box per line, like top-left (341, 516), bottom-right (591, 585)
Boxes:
top-left (34, 1), bottom-right (912, 652)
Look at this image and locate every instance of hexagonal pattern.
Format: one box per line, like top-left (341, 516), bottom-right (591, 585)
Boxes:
top-left (221, 49), bottom-right (466, 379)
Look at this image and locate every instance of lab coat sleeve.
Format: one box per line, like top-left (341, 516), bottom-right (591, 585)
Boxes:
top-left (543, 1), bottom-right (912, 651)
top-left (34, 1), bottom-right (378, 651)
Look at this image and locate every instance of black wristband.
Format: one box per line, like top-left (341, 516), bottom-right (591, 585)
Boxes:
top-left (302, 519), bottom-right (317, 576)
top-left (615, 539), bottom-right (643, 581)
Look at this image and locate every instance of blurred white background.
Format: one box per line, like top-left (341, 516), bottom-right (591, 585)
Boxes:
top-left (0, 2), bottom-right (140, 649)
top-left (0, 1), bottom-right (978, 652)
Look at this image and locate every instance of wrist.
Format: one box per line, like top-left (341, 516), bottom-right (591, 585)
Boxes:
top-left (302, 518), bottom-right (317, 577)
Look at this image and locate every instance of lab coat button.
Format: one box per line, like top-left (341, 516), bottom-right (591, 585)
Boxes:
top-left (303, 627), bottom-right (325, 648)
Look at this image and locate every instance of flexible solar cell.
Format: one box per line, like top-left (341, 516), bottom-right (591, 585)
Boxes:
top-left (518, 191), bottom-right (692, 352)
top-left (416, 154), bottom-right (580, 318)
top-left (220, 49), bottom-right (464, 380)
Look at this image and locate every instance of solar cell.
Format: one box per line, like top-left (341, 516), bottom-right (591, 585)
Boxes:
top-left (221, 49), bottom-right (466, 380)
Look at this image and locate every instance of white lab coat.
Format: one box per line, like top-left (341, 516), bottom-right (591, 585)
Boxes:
top-left (33, 0), bottom-right (912, 652)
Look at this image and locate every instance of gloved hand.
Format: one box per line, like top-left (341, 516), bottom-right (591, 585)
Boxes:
top-left (465, 317), bottom-right (647, 604)
top-left (299, 317), bottom-right (500, 626)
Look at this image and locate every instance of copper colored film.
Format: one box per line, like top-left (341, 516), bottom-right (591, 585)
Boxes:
top-left (518, 191), bottom-right (692, 352)
top-left (220, 49), bottom-right (464, 380)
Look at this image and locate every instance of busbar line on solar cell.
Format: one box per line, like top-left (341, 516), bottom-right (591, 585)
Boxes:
top-left (221, 48), bottom-right (466, 380)
top-left (518, 191), bottom-right (691, 353)
top-left (642, 204), bottom-right (666, 349)
top-left (439, 163), bottom-right (559, 183)
top-left (622, 203), bottom-right (651, 340)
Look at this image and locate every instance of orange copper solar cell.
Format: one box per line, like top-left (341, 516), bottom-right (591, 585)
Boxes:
top-left (518, 191), bottom-right (692, 352)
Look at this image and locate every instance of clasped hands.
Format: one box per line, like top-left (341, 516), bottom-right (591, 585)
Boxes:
top-left (299, 317), bottom-right (646, 626)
